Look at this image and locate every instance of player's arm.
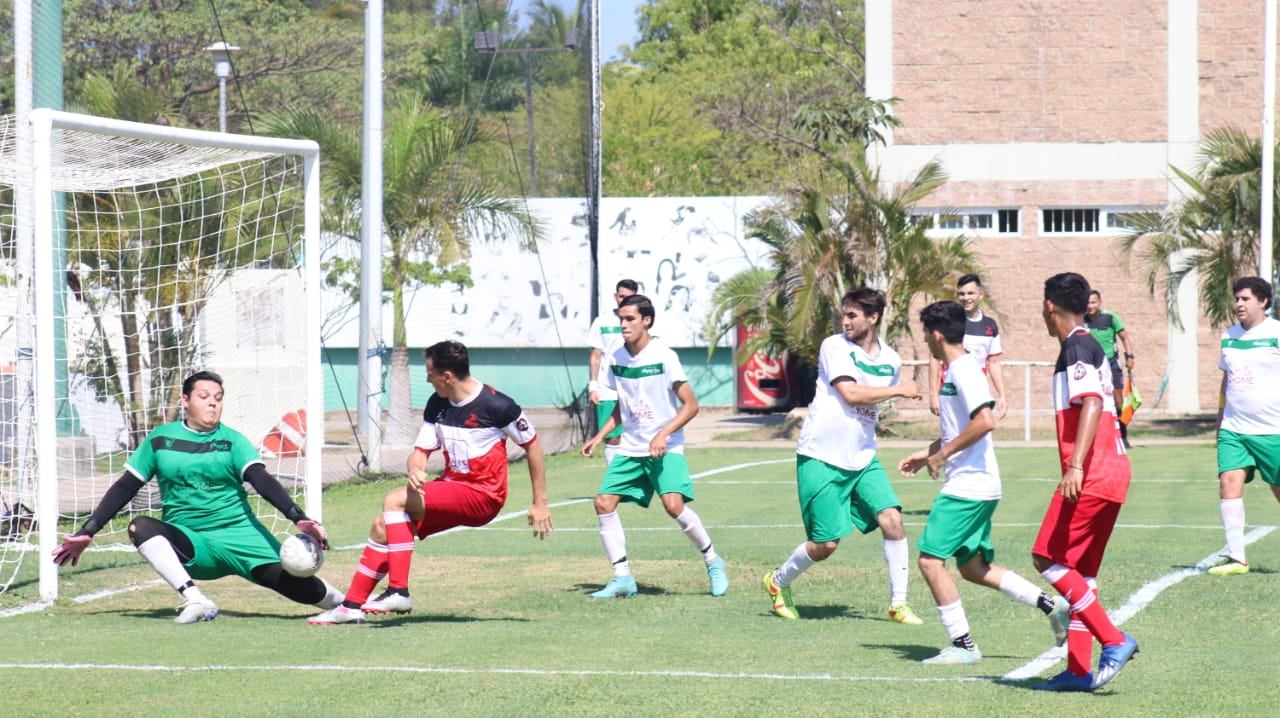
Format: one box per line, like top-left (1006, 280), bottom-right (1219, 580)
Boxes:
top-left (649, 381), bottom-right (699, 457)
top-left (832, 376), bottom-right (922, 406)
top-left (1118, 328), bottom-right (1135, 370)
top-left (588, 348), bottom-right (603, 405)
top-left (1061, 395), bottom-right (1103, 502)
top-left (522, 437), bottom-right (553, 539)
top-left (1217, 373), bottom-right (1228, 431)
top-left (51, 472), bottom-right (145, 566)
top-left (898, 438), bottom-right (943, 477)
top-left (582, 402), bottom-right (622, 457)
top-left (243, 463), bottom-right (328, 549)
top-left (927, 356), bottom-right (942, 415)
top-left (927, 404), bottom-right (995, 476)
top-left (986, 353), bottom-right (1008, 419)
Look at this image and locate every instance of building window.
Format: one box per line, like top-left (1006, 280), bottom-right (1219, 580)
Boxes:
top-left (997, 209), bottom-right (1019, 234)
top-left (1042, 208), bottom-right (1100, 234)
top-left (914, 209), bottom-right (1021, 237)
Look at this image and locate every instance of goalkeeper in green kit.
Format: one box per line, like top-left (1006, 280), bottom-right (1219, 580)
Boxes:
top-left (52, 371), bottom-right (342, 623)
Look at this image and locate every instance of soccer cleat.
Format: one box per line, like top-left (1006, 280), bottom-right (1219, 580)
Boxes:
top-left (589, 575), bottom-right (638, 599)
top-left (706, 556), bottom-right (729, 597)
top-left (1032, 669), bottom-right (1095, 692)
top-left (362, 589), bottom-right (413, 615)
top-left (174, 597), bottom-right (218, 624)
top-left (922, 644), bottom-right (982, 665)
top-left (888, 604), bottom-right (923, 625)
top-left (1092, 632), bottom-right (1139, 689)
top-left (307, 604), bottom-right (367, 625)
top-left (762, 571), bottom-right (798, 620)
top-left (1048, 596), bottom-right (1071, 647)
top-left (1207, 558), bottom-right (1250, 576)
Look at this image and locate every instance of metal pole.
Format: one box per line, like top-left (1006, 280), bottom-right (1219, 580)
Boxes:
top-left (1263, 0), bottom-right (1277, 286)
top-left (526, 50), bottom-right (537, 196)
top-left (358, 0), bottom-right (385, 471)
top-left (1024, 364), bottom-right (1032, 443)
top-left (218, 76), bottom-right (228, 133)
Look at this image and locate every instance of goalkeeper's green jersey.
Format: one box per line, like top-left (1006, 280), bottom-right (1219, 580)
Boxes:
top-left (125, 420), bottom-right (265, 531)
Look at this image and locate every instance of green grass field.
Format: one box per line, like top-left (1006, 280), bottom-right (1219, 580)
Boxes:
top-left (3, 442), bottom-right (1279, 717)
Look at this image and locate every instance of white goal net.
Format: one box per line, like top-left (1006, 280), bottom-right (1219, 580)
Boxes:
top-left (0, 110), bottom-right (322, 601)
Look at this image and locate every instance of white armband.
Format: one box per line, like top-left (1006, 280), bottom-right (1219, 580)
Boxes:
top-left (588, 380), bottom-right (600, 392)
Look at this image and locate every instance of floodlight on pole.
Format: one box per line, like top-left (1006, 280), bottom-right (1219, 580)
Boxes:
top-left (473, 30), bottom-right (578, 196)
top-left (203, 41), bottom-right (239, 133)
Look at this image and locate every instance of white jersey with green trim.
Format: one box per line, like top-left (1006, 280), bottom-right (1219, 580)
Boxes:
top-left (602, 338), bottom-right (690, 456)
top-left (1220, 316), bottom-right (1280, 435)
top-left (589, 314), bottom-right (625, 402)
top-left (938, 353), bottom-right (1001, 500)
top-left (797, 333), bottom-right (900, 471)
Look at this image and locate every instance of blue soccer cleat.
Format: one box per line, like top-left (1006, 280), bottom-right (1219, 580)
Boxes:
top-left (590, 575), bottom-right (638, 599)
top-left (1092, 632), bottom-right (1139, 689)
top-left (706, 557), bottom-right (729, 597)
top-left (1032, 669), bottom-right (1094, 692)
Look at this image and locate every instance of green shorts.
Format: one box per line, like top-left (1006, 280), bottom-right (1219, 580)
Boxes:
top-left (597, 453), bottom-right (693, 509)
top-left (916, 494), bottom-right (998, 566)
top-left (176, 519), bottom-right (282, 582)
top-left (1217, 429), bottom-right (1280, 486)
top-left (596, 400), bottom-right (623, 440)
top-left (796, 454), bottom-right (900, 543)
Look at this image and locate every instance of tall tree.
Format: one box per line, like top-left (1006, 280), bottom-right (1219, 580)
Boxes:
top-left (1120, 127), bottom-right (1280, 328)
top-left (261, 96), bottom-right (542, 443)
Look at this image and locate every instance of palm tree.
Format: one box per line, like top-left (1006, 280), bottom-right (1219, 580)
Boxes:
top-left (262, 95), bottom-right (542, 444)
top-left (1120, 127), bottom-right (1280, 328)
top-left (706, 155), bottom-right (978, 366)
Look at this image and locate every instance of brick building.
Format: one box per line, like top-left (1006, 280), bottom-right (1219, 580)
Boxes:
top-left (867, 1), bottom-right (1273, 413)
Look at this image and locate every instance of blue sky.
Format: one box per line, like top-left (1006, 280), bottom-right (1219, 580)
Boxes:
top-left (600, 0), bottom-right (645, 61)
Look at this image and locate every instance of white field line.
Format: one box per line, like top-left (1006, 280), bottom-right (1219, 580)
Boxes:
top-left (1000, 525), bottom-right (1278, 682)
top-left (0, 662), bottom-right (986, 683)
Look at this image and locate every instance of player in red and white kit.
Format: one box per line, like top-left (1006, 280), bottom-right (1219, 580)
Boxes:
top-left (1031, 273), bottom-right (1137, 691)
top-left (309, 340), bottom-right (553, 624)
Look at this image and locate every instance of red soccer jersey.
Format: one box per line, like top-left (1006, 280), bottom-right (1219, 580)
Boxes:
top-left (413, 384), bottom-right (537, 505)
top-left (1051, 327), bottom-right (1131, 503)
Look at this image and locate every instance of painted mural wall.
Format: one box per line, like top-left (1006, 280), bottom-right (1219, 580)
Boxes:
top-left (322, 196), bottom-right (774, 350)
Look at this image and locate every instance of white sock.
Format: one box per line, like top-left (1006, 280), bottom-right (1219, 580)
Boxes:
top-left (1220, 497), bottom-right (1248, 563)
top-left (675, 507), bottom-right (718, 563)
top-left (774, 543), bottom-right (815, 587)
top-left (884, 538), bottom-right (910, 606)
top-left (937, 599), bottom-right (970, 641)
top-left (137, 536), bottom-right (197, 594)
top-left (603, 444), bottom-right (619, 466)
top-left (998, 570), bottom-right (1045, 608)
top-left (315, 578), bottom-right (345, 609)
top-left (597, 511), bottom-right (631, 576)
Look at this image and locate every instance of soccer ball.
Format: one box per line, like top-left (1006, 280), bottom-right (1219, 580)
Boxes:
top-left (279, 533), bottom-right (324, 577)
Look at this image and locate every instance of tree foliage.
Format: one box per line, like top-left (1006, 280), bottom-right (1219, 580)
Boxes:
top-left (1120, 127), bottom-right (1280, 328)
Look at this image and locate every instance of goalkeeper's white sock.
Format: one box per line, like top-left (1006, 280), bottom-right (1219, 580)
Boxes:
top-left (137, 536), bottom-right (197, 593)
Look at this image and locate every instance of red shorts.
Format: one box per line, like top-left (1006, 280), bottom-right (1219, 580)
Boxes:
top-left (1032, 493), bottom-right (1122, 577)
top-left (414, 480), bottom-right (504, 539)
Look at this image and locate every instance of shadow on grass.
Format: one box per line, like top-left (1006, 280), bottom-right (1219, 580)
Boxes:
top-left (570, 582), bottom-right (671, 598)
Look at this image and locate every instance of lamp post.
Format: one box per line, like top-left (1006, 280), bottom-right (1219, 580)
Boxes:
top-left (203, 41), bottom-right (239, 133)
top-left (474, 30), bottom-right (578, 196)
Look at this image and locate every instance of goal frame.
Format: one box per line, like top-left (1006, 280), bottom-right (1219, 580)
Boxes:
top-left (27, 108), bottom-right (324, 601)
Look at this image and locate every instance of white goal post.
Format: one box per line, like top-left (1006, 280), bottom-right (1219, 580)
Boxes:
top-left (1, 109), bottom-right (322, 602)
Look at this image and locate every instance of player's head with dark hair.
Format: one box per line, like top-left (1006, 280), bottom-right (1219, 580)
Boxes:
top-left (617, 294), bottom-right (656, 328)
top-left (182, 370), bottom-right (223, 398)
top-left (921, 301), bottom-right (966, 345)
top-left (842, 288), bottom-right (886, 326)
top-left (1233, 276), bottom-right (1273, 310)
top-left (1090, 289), bottom-right (1102, 299)
top-left (424, 340), bottom-right (470, 379)
top-left (616, 278), bottom-right (639, 293)
top-left (1044, 272), bottom-right (1091, 316)
top-left (957, 273), bottom-right (983, 290)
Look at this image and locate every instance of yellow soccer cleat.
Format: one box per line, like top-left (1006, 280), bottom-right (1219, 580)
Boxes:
top-left (762, 571), bottom-right (798, 620)
top-left (889, 604), bottom-right (923, 625)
